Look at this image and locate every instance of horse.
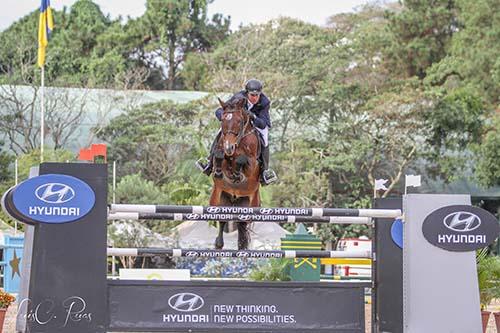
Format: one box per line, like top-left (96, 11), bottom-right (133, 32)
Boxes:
top-left (210, 96), bottom-right (261, 250)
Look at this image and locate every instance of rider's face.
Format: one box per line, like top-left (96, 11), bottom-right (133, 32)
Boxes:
top-left (247, 92), bottom-right (260, 104)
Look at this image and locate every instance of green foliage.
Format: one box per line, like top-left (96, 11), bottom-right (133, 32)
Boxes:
top-left (44, 0), bottom-right (112, 86)
top-left (0, 145), bottom-right (15, 230)
top-left (385, 0), bottom-right (458, 79)
top-left (114, 173), bottom-right (169, 205)
top-left (249, 259), bottom-right (291, 282)
top-left (423, 0), bottom-right (499, 184)
top-left (14, 149), bottom-right (75, 181)
top-left (0, 144), bottom-right (13, 183)
top-left (474, 115), bottom-right (500, 187)
top-left (423, 89), bottom-right (487, 179)
top-left (449, 0), bottom-right (499, 104)
top-left (113, 174), bottom-right (172, 234)
top-left (108, 221), bottom-right (153, 248)
top-left (0, 0), bottom-right (230, 90)
top-left (124, 0), bottom-right (230, 89)
top-left (98, 98), bottom-right (214, 185)
top-left (161, 158), bottom-right (211, 206)
top-left (181, 52), bottom-right (210, 90)
top-left (476, 249), bottom-right (500, 309)
top-left (0, 10), bottom-right (39, 83)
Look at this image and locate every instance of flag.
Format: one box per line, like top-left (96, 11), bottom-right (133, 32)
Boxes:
top-left (37, 0), bottom-right (54, 68)
top-left (375, 179), bottom-right (388, 191)
top-left (405, 174), bottom-right (421, 188)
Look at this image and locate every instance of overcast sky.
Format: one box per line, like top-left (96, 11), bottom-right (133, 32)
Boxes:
top-left (0, 0), bottom-right (370, 32)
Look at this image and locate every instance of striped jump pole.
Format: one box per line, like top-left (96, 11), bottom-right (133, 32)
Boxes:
top-left (107, 248), bottom-right (371, 259)
top-left (109, 204), bottom-right (401, 218)
top-left (107, 212), bottom-right (372, 224)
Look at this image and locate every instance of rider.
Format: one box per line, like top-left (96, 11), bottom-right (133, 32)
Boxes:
top-left (196, 79), bottom-right (278, 185)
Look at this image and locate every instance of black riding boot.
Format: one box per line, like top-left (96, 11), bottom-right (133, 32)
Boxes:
top-left (196, 133), bottom-right (220, 175)
top-left (260, 146), bottom-right (277, 185)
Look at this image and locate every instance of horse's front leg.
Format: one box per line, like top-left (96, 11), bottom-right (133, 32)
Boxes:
top-left (215, 221), bottom-right (226, 249)
top-left (238, 191), bottom-right (259, 250)
top-left (234, 155), bottom-right (249, 183)
top-left (237, 222), bottom-right (250, 250)
top-left (210, 187), bottom-right (225, 249)
top-left (213, 149), bottom-right (224, 178)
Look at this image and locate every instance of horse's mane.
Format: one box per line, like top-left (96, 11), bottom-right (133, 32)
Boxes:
top-left (225, 95), bottom-right (246, 109)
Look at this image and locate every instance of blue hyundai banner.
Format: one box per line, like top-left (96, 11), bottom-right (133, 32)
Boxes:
top-left (11, 174), bottom-right (95, 224)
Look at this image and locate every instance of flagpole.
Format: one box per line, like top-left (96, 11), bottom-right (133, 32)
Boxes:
top-left (40, 65), bottom-right (45, 163)
top-left (14, 158), bottom-right (18, 235)
top-left (404, 175), bottom-right (408, 196)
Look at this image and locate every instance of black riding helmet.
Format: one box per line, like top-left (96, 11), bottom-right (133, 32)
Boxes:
top-left (245, 79), bottom-right (263, 94)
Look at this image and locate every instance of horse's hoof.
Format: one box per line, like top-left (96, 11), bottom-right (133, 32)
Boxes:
top-left (215, 237), bottom-right (224, 249)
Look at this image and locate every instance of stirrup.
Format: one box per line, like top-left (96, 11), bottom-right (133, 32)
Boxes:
top-left (195, 158), bottom-right (211, 175)
top-left (262, 169), bottom-right (278, 185)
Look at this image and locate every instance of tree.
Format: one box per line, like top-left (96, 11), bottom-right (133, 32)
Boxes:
top-left (422, 88), bottom-right (486, 179)
top-left (15, 148), bottom-right (76, 181)
top-left (97, 98), bottom-right (215, 185)
top-left (0, 143), bottom-right (13, 183)
top-left (128, 0), bottom-right (230, 90)
top-left (425, 0), bottom-right (499, 105)
top-left (0, 0), bottom-right (230, 90)
top-left (423, 0), bottom-right (498, 183)
top-left (46, 0), bottom-right (112, 86)
top-left (89, 18), bottom-right (152, 89)
top-left (112, 170), bottom-right (210, 235)
top-left (474, 114), bottom-right (500, 187)
top-left (385, 0), bottom-right (459, 79)
top-left (0, 84), bottom-right (88, 153)
top-left (0, 11), bottom-right (39, 85)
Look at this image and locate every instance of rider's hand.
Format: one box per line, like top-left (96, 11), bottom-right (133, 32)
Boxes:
top-left (245, 110), bottom-right (256, 120)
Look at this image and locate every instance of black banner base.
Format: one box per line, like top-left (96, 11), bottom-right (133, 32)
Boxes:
top-left (108, 280), bottom-right (368, 332)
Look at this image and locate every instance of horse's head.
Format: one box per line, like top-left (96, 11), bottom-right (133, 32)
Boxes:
top-left (218, 96), bottom-right (249, 157)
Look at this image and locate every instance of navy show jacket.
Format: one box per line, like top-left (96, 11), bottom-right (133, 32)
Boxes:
top-left (215, 91), bottom-right (271, 129)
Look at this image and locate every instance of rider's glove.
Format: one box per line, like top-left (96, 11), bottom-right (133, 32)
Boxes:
top-left (245, 110), bottom-right (256, 120)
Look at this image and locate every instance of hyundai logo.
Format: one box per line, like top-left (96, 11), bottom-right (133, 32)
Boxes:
top-left (185, 251), bottom-right (199, 257)
top-left (35, 183), bottom-right (75, 204)
top-left (168, 293), bottom-right (204, 312)
top-left (206, 206), bottom-right (220, 213)
top-left (186, 214), bottom-right (200, 219)
top-left (444, 211), bottom-right (481, 232)
top-left (236, 251), bottom-right (250, 257)
top-left (259, 208), bottom-right (274, 215)
top-left (238, 214), bottom-right (251, 221)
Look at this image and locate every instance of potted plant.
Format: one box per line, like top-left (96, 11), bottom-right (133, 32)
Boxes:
top-left (0, 289), bottom-right (15, 332)
top-left (476, 249), bottom-right (500, 332)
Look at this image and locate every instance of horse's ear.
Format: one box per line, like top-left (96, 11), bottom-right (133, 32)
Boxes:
top-left (217, 97), bottom-right (225, 109)
top-left (237, 98), bottom-right (246, 108)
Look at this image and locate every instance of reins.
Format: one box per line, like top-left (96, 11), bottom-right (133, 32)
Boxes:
top-left (222, 107), bottom-right (256, 147)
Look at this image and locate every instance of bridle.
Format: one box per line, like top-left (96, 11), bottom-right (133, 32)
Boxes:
top-left (222, 107), bottom-right (255, 146)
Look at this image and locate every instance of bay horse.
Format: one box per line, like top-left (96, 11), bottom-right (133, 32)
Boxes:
top-left (210, 96), bottom-right (261, 250)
